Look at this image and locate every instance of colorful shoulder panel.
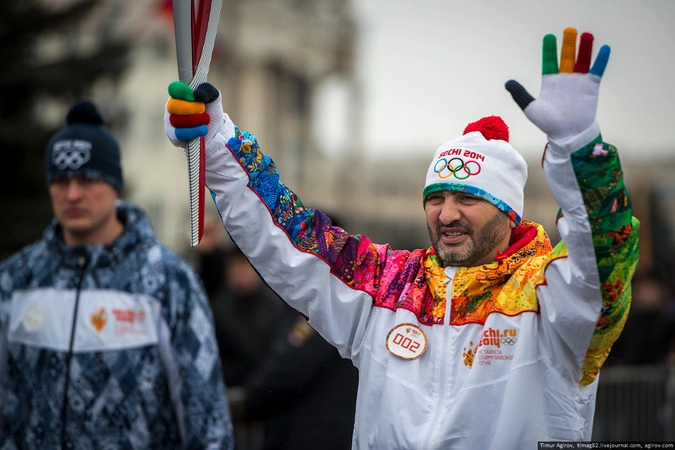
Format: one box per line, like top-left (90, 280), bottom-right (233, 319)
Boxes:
top-left (570, 137), bottom-right (639, 386)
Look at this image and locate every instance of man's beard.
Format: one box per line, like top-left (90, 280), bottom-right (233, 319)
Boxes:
top-left (428, 213), bottom-right (511, 267)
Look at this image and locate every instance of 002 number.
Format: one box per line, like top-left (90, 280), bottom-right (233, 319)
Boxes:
top-left (392, 333), bottom-right (420, 352)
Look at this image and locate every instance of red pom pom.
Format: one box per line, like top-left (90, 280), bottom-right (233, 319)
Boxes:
top-left (462, 116), bottom-right (509, 142)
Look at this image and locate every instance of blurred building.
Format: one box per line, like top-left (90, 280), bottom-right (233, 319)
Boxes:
top-left (46, 1), bottom-right (674, 276)
top-left (110, 0), bottom-right (357, 253)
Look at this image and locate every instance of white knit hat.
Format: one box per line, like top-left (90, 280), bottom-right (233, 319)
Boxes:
top-left (423, 116), bottom-right (527, 224)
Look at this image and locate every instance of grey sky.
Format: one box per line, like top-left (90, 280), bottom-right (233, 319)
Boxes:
top-left (326, 0), bottom-right (675, 162)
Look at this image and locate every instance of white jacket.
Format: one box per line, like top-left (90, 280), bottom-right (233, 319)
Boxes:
top-left (205, 119), bottom-right (639, 449)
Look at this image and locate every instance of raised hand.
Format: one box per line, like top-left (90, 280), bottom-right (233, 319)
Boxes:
top-left (505, 27), bottom-right (610, 143)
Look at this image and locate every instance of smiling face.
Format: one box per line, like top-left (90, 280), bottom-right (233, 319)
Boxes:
top-left (49, 177), bottom-right (124, 247)
top-left (424, 190), bottom-right (515, 267)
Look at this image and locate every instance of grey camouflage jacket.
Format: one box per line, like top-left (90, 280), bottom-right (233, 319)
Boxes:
top-left (0, 201), bottom-right (233, 449)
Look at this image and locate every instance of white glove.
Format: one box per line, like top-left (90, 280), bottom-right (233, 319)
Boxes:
top-left (505, 27), bottom-right (610, 144)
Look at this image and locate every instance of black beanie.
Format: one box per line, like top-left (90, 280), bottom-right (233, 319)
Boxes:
top-left (45, 100), bottom-right (123, 192)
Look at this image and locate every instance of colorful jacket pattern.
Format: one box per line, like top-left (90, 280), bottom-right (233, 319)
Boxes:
top-left (207, 121), bottom-right (638, 449)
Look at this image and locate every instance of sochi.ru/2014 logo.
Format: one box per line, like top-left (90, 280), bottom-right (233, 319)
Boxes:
top-left (463, 327), bottom-right (518, 368)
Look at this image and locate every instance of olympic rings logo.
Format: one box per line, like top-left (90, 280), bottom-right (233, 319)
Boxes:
top-left (500, 337), bottom-right (517, 346)
top-left (433, 157), bottom-right (481, 180)
top-left (52, 139), bottom-right (92, 170)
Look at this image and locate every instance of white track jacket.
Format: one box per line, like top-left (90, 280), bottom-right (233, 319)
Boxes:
top-left (204, 118), bottom-right (639, 450)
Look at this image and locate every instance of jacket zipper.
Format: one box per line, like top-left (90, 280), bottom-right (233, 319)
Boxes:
top-left (421, 268), bottom-right (456, 449)
top-left (60, 254), bottom-right (88, 448)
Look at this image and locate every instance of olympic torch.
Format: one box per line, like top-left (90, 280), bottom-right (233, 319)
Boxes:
top-left (173, 0), bottom-right (222, 246)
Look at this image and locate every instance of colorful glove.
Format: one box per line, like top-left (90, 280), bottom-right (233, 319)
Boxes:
top-left (505, 27), bottom-right (610, 143)
top-left (165, 81), bottom-right (223, 149)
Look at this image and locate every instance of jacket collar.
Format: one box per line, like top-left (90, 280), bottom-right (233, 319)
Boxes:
top-left (423, 220), bottom-right (552, 324)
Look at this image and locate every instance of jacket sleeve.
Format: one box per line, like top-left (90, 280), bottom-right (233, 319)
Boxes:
top-left (539, 123), bottom-right (639, 386)
top-left (0, 259), bottom-right (11, 436)
top-left (203, 123), bottom-right (384, 360)
top-left (161, 253), bottom-right (234, 449)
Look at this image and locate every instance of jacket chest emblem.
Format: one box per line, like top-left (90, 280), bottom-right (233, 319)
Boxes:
top-left (462, 327), bottom-right (518, 369)
top-left (90, 307), bottom-right (108, 332)
top-left (89, 306), bottom-right (148, 335)
top-left (22, 305), bottom-right (45, 332)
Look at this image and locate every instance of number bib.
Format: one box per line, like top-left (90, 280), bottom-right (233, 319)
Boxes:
top-left (386, 323), bottom-right (428, 360)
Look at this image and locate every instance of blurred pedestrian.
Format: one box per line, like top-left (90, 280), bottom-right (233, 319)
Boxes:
top-left (243, 306), bottom-right (359, 450)
top-left (606, 272), bottom-right (675, 366)
top-left (208, 246), bottom-right (283, 449)
top-left (0, 101), bottom-right (233, 449)
top-left (210, 246), bottom-right (284, 388)
top-left (192, 214), bottom-right (228, 298)
top-left (597, 272), bottom-right (675, 441)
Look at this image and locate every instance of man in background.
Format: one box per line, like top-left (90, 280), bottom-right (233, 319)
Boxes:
top-left (0, 100), bottom-right (233, 449)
